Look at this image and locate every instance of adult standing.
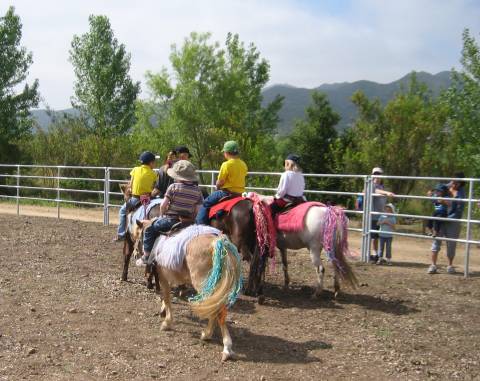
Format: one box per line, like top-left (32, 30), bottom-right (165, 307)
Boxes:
top-left (370, 167), bottom-right (395, 262)
top-left (153, 149), bottom-right (177, 199)
top-left (175, 146), bottom-right (191, 161)
top-left (153, 146), bottom-right (192, 198)
top-left (428, 172), bottom-right (466, 274)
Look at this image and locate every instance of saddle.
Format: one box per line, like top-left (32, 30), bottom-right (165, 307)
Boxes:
top-left (209, 196), bottom-right (246, 220)
top-left (157, 216), bottom-right (195, 237)
top-left (278, 198), bottom-right (306, 215)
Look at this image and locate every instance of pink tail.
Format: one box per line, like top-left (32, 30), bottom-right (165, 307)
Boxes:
top-left (322, 206), bottom-right (358, 288)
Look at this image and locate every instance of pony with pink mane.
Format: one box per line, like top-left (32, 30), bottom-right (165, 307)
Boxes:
top-left (248, 194), bottom-right (358, 298)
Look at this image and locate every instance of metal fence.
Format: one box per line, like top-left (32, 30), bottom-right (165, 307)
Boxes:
top-left (1, 164), bottom-right (479, 277)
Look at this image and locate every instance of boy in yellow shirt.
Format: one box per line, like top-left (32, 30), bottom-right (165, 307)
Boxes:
top-left (116, 151), bottom-right (157, 240)
top-left (196, 141), bottom-right (248, 225)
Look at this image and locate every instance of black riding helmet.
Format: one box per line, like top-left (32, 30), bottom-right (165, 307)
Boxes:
top-left (139, 151), bottom-right (156, 164)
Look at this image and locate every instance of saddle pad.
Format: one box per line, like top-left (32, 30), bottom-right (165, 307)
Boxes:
top-left (130, 198), bottom-right (163, 223)
top-left (208, 196), bottom-right (246, 219)
top-left (275, 201), bottom-right (325, 232)
top-left (152, 225), bottom-right (222, 271)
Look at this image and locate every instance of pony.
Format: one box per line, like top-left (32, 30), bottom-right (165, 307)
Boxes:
top-left (248, 196), bottom-right (358, 299)
top-left (154, 233), bottom-right (242, 362)
top-left (119, 184), bottom-right (161, 291)
top-left (209, 198), bottom-right (274, 302)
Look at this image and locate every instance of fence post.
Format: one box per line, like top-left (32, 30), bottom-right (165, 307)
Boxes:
top-left (104, 167), bottom-right (110, 226)
top-left (16, 165), bottom-right (20, 215)
top-left (210, 172), bottom-right (215, 193)
top-left (464, 180), bottom-right (474, 278)
top-left (360, 176), bottom-right (368, 262)
top-left (56, 167), bottom-right (61, 219)
top-left (365, 176), bottom-right (374, 262)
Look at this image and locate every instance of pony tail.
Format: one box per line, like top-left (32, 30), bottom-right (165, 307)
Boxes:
top-left (190, 236), bottom-right (243, 320)
top-left (324, 207), bottom-right (358, 289)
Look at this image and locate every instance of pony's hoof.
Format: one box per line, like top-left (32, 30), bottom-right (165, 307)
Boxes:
top-left (334, 291), bottom-right (340, 299)
top-left (146, 282), bottom-right (154, 290)
top-left (221, 351), bottom-right (235, 362)
top-left (159, 305), bottom-right (166, 318)
top-left (160, 322), bottom-right (171, 331)
top-left (200, 332), bottom-right (211, 341)
top-left (257, 295), bottom-right (265, 305)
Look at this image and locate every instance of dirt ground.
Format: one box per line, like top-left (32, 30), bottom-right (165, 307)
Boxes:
top-left (1, 211), bottom-right (480, 380)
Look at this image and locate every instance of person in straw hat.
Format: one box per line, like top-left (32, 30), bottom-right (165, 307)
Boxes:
top-left (137, 160), bottom-right (204, 266)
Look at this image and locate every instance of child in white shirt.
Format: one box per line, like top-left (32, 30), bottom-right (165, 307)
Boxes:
top-left (271, 154), bottom-right (306, 216)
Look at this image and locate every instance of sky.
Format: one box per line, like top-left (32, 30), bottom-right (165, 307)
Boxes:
top-left (3, 0), bottom-right (480, 109)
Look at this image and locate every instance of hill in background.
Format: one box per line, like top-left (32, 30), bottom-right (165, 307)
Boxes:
top-left (31, 70), bottom-right (452, 135)
top-left (262, 70), bottom-right (452, 134)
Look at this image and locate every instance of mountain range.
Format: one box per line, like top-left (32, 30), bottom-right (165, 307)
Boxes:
top-left (31, 70), bottom-right (453, 135)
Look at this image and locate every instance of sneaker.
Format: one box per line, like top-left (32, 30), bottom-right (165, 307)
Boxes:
top-left (427, 264), bottom-right (437, 274)
top-left (376, 258), bottom-right (385, 265)
top-left (369, 254), bottom-right (379, 263)
top-left (135, 255), bottom-right (149, 267)
top-left (386, 259), bottom-right (392, 266)
top-left (446, 266), bottom-right (455, 274)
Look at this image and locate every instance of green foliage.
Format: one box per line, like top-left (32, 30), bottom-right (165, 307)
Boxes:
top-left (280, 91), bottom-right (341, 199)
top-left (283, 91), bottom-right (339, 174)
top-left (69, 15), bottom-right (140, 138)
top-left (0, 6), bottom-right (39, 163)
top-left (135, 32), bottom-right (283, 170)
top-left (20, 115), bottom-right (135, 168)
top-left (341, 74), bottom-right (449, 195)
top-left (441, 29), bottom-right (480, 176)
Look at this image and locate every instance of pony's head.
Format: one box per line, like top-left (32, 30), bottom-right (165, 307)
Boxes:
top-left (119, 183), bottom-right (132, 202)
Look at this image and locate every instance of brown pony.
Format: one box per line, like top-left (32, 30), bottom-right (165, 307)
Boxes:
top-left (119, 184), bottom-right (161, 291)
top-left (154, 233), bottom-right (242, 361)
top-left (210, 198), bottom-right (272, 302)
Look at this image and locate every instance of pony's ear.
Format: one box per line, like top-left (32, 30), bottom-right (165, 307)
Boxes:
top-left (136, 219), bottom-right (143, 228)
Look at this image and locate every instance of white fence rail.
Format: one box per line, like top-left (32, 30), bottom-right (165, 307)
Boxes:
top-left (1, 164), bottom-right (479, 277)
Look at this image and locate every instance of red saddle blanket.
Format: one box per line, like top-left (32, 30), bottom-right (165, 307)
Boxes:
top-left (209, 196), bottom-right (247, 219)
top-left (275, 201), bottom-right (325, 232)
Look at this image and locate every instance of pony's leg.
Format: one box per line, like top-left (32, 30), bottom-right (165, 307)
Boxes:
top-left (218, 315), bottom-right (235, 362)
top-left (201, 317), bottom-right (216, 341)
top-left (157, 269), bottom-right (172, 331)
top-left (310, 247), bottom-right (325, 298)
top-left (121, 236), bottom-right (134, 281)
top-left (279, 247), bottom-right (290, 290)
top-left (146, 265), bottom-right (154, 290)
top-left (153, 266), bottom-right (161, 295)
top-left (333, 272), bottom-right (340, 299)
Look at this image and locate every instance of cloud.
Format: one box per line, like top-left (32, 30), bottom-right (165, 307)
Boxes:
top-left (2, 0), bottom-right (479, 109)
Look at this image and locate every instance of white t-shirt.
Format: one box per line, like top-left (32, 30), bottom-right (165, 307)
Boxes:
top-left (276, 170), bottom-right (305, 199)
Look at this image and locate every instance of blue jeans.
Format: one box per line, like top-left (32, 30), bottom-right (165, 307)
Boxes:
top-left (378, 237), bottom-right (393, 259)
top-left (117, 197), bottom-right (140, 237)
top-left (143, 216), bottom-right (179, 253)
top-left (195, 190), bottom-right (230, 225)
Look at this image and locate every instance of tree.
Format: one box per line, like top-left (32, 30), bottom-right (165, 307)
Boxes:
top-left (0, 6), bottom-right (39, 163)
top-left (135, 32), bottom-right (283, 170)
top-left (442, 29), bottom-right (480, 176)
top-left (69, 15), bottom-right (140, 138)
top-left (341, 74), bottom-right (449, 195)
top-left (283, 91), bottom-right (340, 174)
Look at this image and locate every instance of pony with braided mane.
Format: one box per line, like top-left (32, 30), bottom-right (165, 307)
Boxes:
top-left (155, 234), bottom-right (242, 362)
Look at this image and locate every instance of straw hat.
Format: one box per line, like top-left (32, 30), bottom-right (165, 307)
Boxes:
top-left (167, 160), bottom-right (199, 182)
